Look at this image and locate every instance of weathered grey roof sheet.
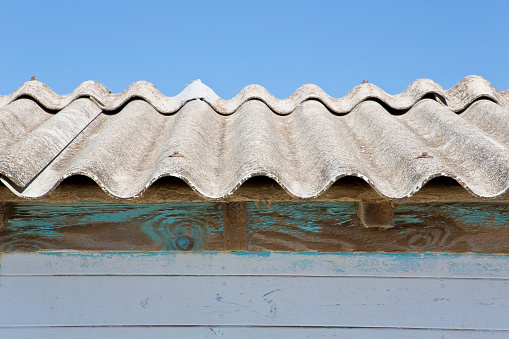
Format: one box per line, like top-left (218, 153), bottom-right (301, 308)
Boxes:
top-left (0, 76), bottom-right (508, 200)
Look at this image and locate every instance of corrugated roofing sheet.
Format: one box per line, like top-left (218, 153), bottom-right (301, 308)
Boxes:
top-left (0, 76), bottom-right (508, 200)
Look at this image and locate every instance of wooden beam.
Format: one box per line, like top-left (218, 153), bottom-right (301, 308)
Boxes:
top-left (2, 201), bottom-right (509, 254)
top-left (222, 202), bottom-right (249, 251)
top-left (0, 202), bottom-right (224, 252)
top-left (357, 201), bottom-right (394, 228)
top-left (0, 202), bottom-right (13, 228)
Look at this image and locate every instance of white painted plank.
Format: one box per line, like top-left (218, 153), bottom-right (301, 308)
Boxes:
top-left (2, 252), bottom-right (509, 278)
top-left (1, 327), bottom-right (508, 339)
top-left (1, 275), bottom-right (508, 329)
top-left (2, 252), bottom-right (509, 333)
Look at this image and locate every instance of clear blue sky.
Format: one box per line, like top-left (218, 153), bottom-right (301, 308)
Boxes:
top-left (1, 0), bottom-right (508, 98)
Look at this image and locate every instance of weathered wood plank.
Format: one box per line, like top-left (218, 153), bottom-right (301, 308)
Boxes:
top-left (223, 202), bottom-right (249, 250)
top-left (0, 202), bottom-right (223, 252)
top-left (0, 276), bottom-right (507, 329)
top-left (3, 252), bottom-right (509, 278)
top-left (1, 256), bottom-right (509, 329)
top-left (2, 201), bottom-right (509, 253)
top-left (248, 202), bottom-right (509, 253)
top-left (1, 327), bottom-right (508, 339)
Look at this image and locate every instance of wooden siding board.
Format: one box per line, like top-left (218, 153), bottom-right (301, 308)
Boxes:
top-left (1, 253), bottom-right (509, 331)
top-left (3, 252), bottom-right (509, 278)
top-left (2, 273), bottom-right (509, 329)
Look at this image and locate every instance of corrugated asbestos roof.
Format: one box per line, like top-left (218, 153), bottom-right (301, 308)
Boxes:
top-left (0, 76), bottom-right (508, 200)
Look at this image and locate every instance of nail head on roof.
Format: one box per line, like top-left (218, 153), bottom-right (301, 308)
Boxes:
top-left (417, 152), bottom-right (433, 159)
top-left (169, 151), bottom-right (184, 157)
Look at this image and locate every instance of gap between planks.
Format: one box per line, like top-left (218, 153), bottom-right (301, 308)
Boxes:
top-left (2, 273), bottom-right (509, 280)
top-left (1, 324), bottom-right (509, 332)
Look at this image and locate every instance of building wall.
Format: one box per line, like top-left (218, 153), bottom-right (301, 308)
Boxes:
top-left (1, 252), bottom-right (509, 338)
top-left (1, 201), bottom-right (509, 337)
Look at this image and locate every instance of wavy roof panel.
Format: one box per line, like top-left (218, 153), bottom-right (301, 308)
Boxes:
top-left (0, 76), bottom-right (508, 200)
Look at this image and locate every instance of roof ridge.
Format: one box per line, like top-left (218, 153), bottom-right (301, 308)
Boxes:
top-left (1, 76), bottom-right (507, 114)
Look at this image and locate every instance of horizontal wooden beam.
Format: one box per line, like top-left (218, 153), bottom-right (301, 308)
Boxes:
top-left (2, 201), bottom-right (509, 254)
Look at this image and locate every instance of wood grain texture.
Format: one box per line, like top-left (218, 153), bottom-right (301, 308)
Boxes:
top-left (0, 202), bottom-right (13, 228)
top-left (0, 202), bottom-right (223, 252)
top-left (1, 253), bottom-right (509, 333)
top-left (248, 202), bottom-right (509, 253)
top-left (1, 201), bottom-right (509, 253)
top-left (222, 202), bottom-right (248, 250)
top-left (357, 201), bottom-right (394, 227)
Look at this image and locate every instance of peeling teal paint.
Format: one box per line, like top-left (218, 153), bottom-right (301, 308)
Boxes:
top-left (393, 203), bottom-right (509, 227)
top-left (0, 201), bottom-right (223, 252)
top-left (4, 251), bottom-right (509, 279)
top-left (17, 250), bottom-right (509, 259)
top-left (247, 202), bottom-right (358, 236)
top-left (2, 201), bottom-right (509, 253)
top-left (233, 251), bottom-right (272, 258)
